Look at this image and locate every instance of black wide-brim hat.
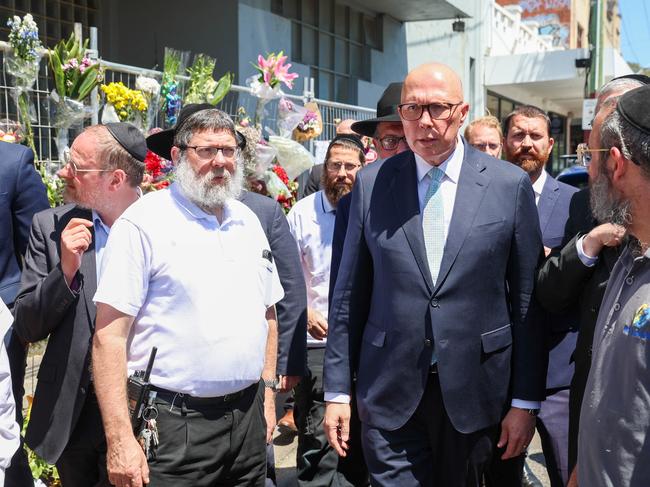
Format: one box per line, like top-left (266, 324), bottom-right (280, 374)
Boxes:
top-left (146, 103), bottom-right (246, 160)
top-left (351, 82), bottom-right (403, 137)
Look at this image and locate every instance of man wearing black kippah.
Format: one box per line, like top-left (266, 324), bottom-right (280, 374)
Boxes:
top-left (12, 123), bottom-right (146, 487)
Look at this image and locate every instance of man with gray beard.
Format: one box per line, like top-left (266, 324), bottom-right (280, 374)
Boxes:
top-left (92, 107), bottom-right (284, 487)
top-left (567, 84), bottom-right (650, 486)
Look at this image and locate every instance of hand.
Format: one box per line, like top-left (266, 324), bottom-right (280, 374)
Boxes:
top-left (60, 218), bottom-right (93, 286)
top-left (277, 375), bottom-right (301, 392)
top-left (324, 402), bottom-right (351, 457)
top-left (106, 435), bottom-right (149, 487)
top-left (264, 387), bottom-right (277, 444)
top-left (567, 466), bottom-right (578, 487)
top-left (582, 223), bottom-right (626, 257)
top-left (497, 407), bottom-right (536, 460)
top-left (543, 246), bottom-right (552, 257)
top-left (307, 307), bottom-right (328, 340)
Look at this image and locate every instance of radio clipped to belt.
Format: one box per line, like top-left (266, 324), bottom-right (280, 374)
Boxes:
top-left (127, 347), bottom-right (159, 459)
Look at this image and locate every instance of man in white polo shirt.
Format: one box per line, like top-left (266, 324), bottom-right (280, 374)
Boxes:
top-left (92, 107), bottom-right (284, 487)
top-left (288, 134), bottom-right (368, 486)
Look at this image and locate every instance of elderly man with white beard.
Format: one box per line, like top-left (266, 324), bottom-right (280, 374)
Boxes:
top-left (92, 106), bottom-right (284, 487)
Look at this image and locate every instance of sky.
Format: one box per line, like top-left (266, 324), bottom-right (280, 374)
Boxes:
top-left (619, 0), bottom-right (650, 68)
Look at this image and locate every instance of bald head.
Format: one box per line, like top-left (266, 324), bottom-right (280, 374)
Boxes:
top-left (401, 63), bottom-right (464, 104)
top-left (336, 119), bottom-right (358, 135)
top-left (398, 63), bottom-right (469, 165)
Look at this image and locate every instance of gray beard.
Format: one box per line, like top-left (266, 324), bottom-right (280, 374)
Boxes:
top-left (590, 169), bottom-right (632, 227)
top-left (175, 156), bottom-right (244, 213)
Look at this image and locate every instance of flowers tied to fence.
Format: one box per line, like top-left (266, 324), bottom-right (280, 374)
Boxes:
top-left (100, 82), bottom-right (148, 127)
top-left (185, 54), bottom-right (233, 105)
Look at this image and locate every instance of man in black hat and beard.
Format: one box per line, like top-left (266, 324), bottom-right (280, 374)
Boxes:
top-left (12, 123), bottom-right (146, 487)
top-left (93, 107), bottom-right (284, 487)
top-left (568, 83), bottom-right (650, 487)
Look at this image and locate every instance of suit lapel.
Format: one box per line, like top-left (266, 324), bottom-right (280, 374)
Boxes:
top-left (392, 153), bottom-right (434, 293)
top-left (433, 152), bottom-right (489, 294)
top-left (537, 173), bottom-right (559, 235)
top-left (78, 211), bottom-right (97, 328)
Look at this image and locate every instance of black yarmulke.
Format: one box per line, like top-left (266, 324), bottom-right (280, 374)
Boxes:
top-left (105, 123), bottom-right (148, 162)
top-left (617, 85), bottom-right (650, 135)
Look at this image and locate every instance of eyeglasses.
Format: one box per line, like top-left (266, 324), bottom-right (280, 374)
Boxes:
top-left (576, 143), bottom-right (609, 167)
top-left (378, 136), bottom-right (407, 151)
top-left (62, 148), bottom-right (111, 177)
top-left (180, 145), bottom-right (237, 160)
top-left (326, 161), bottom-right (362, 173)
top-left (471, 142), bottom-right (501, 152)
top-left (398, 102), bottom-right (463, 122)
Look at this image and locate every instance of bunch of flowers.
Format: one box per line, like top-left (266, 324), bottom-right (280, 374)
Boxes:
top-left (141, 149), bottom-right (174, 192)
top-left (49, 32), bottom-right (101, 103)
top-left (100, 82), bottom-right (148, 124)
top-left (0, 119), bottom-right (23, 143)
top-left (247, 51), bottom-right (299, 127)
top-left (135, 76), bottom-right (161, 131)
top-left (5, 14), bottom-right (43, 156)
top-left (160, 48), bottom-right (189, 127)
top-left (293, 102), bottom-right (322, 142)
top-left (268, 164), bottom-right (298, 213)
top-left (185, 54), bottom-right (233, 105)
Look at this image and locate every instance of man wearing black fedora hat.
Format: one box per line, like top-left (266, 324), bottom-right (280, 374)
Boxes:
top-left (12, 122), bottom-right (146, 487)
top-left (93, 106), bottom-right (285, 486)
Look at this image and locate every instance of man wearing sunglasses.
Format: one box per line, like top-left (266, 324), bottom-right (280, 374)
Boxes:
top-left (12, 123), bottom-right (146, 487)
top-left (324, 63), bottom-right (545, 485)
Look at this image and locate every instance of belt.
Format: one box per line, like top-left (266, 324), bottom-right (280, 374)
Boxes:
top-left (150, 382), bottom-right (256, 407)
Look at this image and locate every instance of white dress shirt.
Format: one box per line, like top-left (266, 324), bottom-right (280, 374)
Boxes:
top-left (287, 191), bottom-right (336, 348)
top-left (531, 169), bottom-right (548, 206)
top-left (0, 300), bottom-right (20, 482)
top-left (94, 183), bottom-right (284, 397)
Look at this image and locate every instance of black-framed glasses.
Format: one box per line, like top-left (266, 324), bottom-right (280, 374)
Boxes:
top-left (576, 143), bottom-right (609, 167)
top-left (179, 145), bottom-right (237, 160)
top-left (471, 142), bottom-right (501, 152)
top-left (379, 136), bottom-right (407, 151)
top-left (326, 161), bottom-right (362, 173)
top-left (398, 102), bottom-right (463, 122)
top-left (62, 148), bottom-right (111, 177)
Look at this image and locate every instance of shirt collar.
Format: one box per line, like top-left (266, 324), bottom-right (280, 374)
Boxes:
top-left (414, 135), bottom-right (464, 184)
top-left (532, 170), bottom-right (548, 197)
top-left (319, 190), bottom-right (336, 214)
top-left (170, 182), bottom-right (233, 223)
top-left (91, 210), bottom-right (110, 233)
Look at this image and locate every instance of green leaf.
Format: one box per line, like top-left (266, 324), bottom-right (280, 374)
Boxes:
top-left (211, 72), bottom-right (233, 105)
top-left (49, 49), bottom-right (66, 97)
top-left (70, 63), bottom-right (99, 100)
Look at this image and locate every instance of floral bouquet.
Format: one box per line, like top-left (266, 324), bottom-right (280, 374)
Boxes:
top-left (265, 164), bottom-right (298, 214)
top-left (276, 97), bottom-right (307, 138)
top-left (160, 47), bottom-right (190, 128)
top-left (0, 119), bottom-right (24, 143)
top-left (267, 135), bottom-right (315, 180)
top-left (141, 149), bottom-right (174, 192)
top-left (185, 54), bottom-right (233, 105)
top-left (100, 82), bottom-right (148, 128)
top-left (5, 14), bottom-right (43, 156)
top-left (246, 51), bottom-right (299, 126)
top-left (293, 101), bottom-right (323, 142)
top-left (49, 32), bottom-right (102, 154)
top-left (135, 75), bottom-right (161, 131)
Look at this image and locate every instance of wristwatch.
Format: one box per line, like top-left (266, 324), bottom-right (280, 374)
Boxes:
top-left (263, 378), bottom-right (279, 390)
top-left (525, 408), bottom-right (540, 417)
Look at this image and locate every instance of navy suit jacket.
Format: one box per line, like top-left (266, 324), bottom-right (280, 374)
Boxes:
top-left (324, 142), bottom-right (546, 434)
top-left (536, 174), bottom-right (579, 391)
top-left (0, 142), bottom-right (49, 306)
top-left (239, 190), bottom-right (308, 376)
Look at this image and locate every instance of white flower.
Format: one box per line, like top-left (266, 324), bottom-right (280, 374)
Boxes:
top-left (135, 76), bottom-right (161, 95)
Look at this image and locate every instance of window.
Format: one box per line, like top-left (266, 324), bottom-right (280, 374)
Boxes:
top-left (273, 0), bottom-right (381, 104)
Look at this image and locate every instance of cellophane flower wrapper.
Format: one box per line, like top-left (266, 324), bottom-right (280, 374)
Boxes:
top-left (264, 169), bottom-right (291, 200)
top-left (50, 89), bottom-right (96, 156)
top-left (254, 142), bottom-right (278, 179)
top-left (246, 75), bottom-right (282, 126)
top-left (293, 101), bottom-right (323, 142)
top-left (276, 97), bottom-right (308, 139)
top-left (136, 75), bottom-right (161, 131)
top-left (267, 135), bottom-right (315, 180)
top-left (160, 48), bottom-right (190, 128)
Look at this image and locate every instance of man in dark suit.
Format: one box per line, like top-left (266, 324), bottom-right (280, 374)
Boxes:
top-left (12, 124), bottom-right (146, 487)
top-left (323, 63), bottom-right (545, 486)
top-left (502, 105), bottom-right (578, 487)
top-left (0, 140), bottom-right (49, 485)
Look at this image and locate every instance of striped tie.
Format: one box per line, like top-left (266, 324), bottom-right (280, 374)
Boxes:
top-left (423, 166), bottom-right (445, 285)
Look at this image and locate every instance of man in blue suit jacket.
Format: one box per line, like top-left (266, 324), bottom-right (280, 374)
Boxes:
top-left (502, 105), bottom-right (578, 487)
top-left (323, 63), bottom-right (546, 486)
top-left (0, 141), bottom-right (49, 485)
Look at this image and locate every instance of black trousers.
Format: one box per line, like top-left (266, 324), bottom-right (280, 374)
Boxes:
top-left (294, 347), bottom-right (369, 486)
top-left (147, 381), bottom-right (267, 486)
top-left (56, 390), bottom-right (109, 487)
top-left (361, 371), bottom-right (497, 487)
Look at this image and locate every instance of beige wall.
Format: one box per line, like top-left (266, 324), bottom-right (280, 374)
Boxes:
top-left (570, 0), bottom-right (590, 49)
top-left (603, 0), bottom-right (621, 49)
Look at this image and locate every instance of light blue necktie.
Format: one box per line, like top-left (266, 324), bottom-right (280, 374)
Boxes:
top-left (423, 166), bottom-right (445, 286)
